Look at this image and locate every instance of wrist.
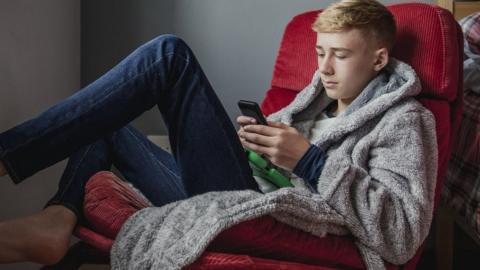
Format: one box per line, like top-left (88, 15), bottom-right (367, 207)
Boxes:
top-left (292, 145), bottom-right (327, 189)
top-left (294, 141), bottom-right (312, 165)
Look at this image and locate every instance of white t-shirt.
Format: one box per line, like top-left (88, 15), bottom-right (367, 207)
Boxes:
top-left (309, 111), bottom-right (337, 143)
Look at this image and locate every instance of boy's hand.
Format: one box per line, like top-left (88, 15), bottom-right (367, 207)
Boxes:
top-left (237, 121), bottom-right (311, 171)
top-left (236, 115), bottom-right (258, 127)
top-left (236, 115), bottom-right (257, 143)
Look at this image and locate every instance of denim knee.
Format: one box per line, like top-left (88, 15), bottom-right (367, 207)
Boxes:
top-left (146, 34), bottom-right (194, 61)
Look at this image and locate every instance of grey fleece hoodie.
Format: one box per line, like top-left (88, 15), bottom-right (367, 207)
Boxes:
top-left (110, 58), bottom-right (438, 270)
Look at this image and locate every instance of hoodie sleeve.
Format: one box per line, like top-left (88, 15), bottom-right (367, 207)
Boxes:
top-left (293, 144), bottom-right (327, 191)
top-left (315, 108), bottom-right (438, 265)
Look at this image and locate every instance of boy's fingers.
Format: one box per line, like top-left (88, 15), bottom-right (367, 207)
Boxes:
top-left (237, 115), bottom-right (257, 125)
top-left (239, 131), bottom-right (273, 146)
top-left (241, 140), bottom-right (271, 156)
top-left (243, 124), bottom-right (278, 136)
top-left (267, 121), bottom-right (288, 128)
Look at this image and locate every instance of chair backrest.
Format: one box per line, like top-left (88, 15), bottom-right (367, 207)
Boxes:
top-left (263, 3), bottom-right (462, 99)
top-left (260, 3), bottom-right (463, 269)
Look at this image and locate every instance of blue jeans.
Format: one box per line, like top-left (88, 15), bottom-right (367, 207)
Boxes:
top-left (0, 34), bottom-right (260, 222)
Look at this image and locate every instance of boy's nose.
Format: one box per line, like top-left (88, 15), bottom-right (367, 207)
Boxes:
top-left (319, 60), bottom-right (334, 76)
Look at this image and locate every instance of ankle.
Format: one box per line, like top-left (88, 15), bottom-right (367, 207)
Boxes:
top-left (43, 205), bottom-right (77, 225)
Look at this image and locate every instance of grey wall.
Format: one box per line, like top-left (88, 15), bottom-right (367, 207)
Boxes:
top-left (172, 0), bottom-right (433, 126)
top-left (81, 0), bottom-right (174, 135)
top-left (172, 0), bottom-right (335, 127)
top-left (0, 1), bottom-right (80, 270)
top-left (81, 0), bottom-right (340, 134)
top-left (172, 0), bottom-right (434, 126)
top-left (82, 0), bottom-right (433, 135)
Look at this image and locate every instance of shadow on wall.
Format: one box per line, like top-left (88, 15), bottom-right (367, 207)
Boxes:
top-left (81, 0), bottom-right (174, 135)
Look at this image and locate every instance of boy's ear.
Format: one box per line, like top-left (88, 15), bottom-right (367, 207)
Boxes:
top-left (373, 47), bottom-right (389, 71)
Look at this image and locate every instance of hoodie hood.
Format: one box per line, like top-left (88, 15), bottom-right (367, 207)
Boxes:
top-left (267, 58), bottom-right (422, 144)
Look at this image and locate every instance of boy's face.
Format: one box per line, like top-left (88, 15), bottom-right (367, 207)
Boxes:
top-left (315, 29), bottom-right (388, 105)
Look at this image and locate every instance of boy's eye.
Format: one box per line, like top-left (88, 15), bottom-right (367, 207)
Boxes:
top-left (335, 54), bottom-right (346, 59)
top-left (317, 53), bottom-right (325, 57)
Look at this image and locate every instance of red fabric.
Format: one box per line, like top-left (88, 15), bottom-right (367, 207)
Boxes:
top-left (76, 171), bottom-right (366, 269)
top-left (261, 86), bottom-right (297, 117)
top-left (77, 171), bottom-right (397, 269)
top-left (207, 216), bottom-right (364, 269)
top-left (418, 99), bottom-right (452, 209)
top-left (186, 252), bottom-right (341, 270)
top-left (82, 171), bottom-right (151, 239)
top-left (390, 4), bottom-right (460, 102)
top-left (74, 226), bottom-right (113, 254)
top-left (75, 3), bottom-right (463, 270)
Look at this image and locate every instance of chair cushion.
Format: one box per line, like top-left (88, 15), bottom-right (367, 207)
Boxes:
top-left (82, 171), bottom-right (151, 240)
top-left (79, 170), bottom-right (395, 269)
top-left (73, 225), bottom-right (113, 254)
top-left (186, 252), bottom-right (343, 270)
top-left (207, 216), bottom-right (365, 269)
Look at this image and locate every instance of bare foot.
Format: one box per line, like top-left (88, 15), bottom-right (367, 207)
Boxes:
top-left (0, 205), bottom-right (77, 265)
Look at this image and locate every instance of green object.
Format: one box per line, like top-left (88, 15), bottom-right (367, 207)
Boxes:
top-left (245, 149), bottom-right (293, 188)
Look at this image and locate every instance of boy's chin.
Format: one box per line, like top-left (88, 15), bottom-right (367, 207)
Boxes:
top-left (324, 89), bottom-right (340, 100)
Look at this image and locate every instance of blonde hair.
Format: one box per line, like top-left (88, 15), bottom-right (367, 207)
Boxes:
top-left (312, 0), bottom-right (396, 50)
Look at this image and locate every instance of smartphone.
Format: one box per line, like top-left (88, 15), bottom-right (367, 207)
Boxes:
top-left (238, 100), bottom-right (268, 125)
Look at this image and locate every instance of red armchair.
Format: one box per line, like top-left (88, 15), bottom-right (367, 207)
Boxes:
top-left (42, 3), bottom-right (463, 270)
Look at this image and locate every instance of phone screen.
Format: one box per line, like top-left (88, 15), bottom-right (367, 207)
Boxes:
top-left (238, 100), bottom-right (268, 125)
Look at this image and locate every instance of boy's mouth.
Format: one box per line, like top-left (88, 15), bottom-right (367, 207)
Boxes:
top-left (322, 80), bottom-right (338, 88)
